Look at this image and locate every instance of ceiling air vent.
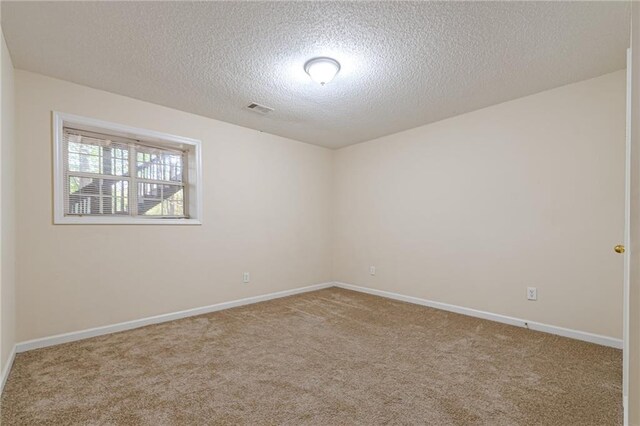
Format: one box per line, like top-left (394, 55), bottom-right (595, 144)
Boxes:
top-left (246, 102), bottom-right (273, 115)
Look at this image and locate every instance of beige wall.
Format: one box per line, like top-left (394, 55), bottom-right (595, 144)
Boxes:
top-left (1, 28), bottom-right (16, 376)
top-left (15, 70), bottom-right (333, 342)
top-left (12, 68), bottom-right (627, 347)
top-left (333, 70), bottom-right (626, 339)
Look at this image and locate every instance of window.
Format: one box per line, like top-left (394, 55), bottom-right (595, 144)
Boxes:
top-left (53, 112), bottom-right (202, 224)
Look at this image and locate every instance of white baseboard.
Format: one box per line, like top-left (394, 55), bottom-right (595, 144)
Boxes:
top-left (1, 345), bottom-right (16, 394)
top-left (14, 280), bottom-right (622, 354)
top-left (16, 282), bottom-right (334, 353)
top-left (334, 282), bottom-right (623, 349)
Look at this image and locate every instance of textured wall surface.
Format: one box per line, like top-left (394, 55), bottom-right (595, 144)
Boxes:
top-left (15, 71), bottom-right (333, 342)
top-left (0, 1), bottom-right (630, 148)
top-left (333, 71), bottom-right (626, 339)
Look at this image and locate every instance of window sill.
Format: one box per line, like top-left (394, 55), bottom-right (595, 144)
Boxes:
top-left (54, 216), bottom-right (202, 225)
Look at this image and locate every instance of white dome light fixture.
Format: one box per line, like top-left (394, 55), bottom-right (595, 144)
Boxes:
top-left (304, 57), bottom-right (341, 86)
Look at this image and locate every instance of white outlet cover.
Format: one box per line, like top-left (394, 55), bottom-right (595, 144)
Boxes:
top-left (527, 287), bottom-right (537, 301)
top-left (243, 272), bottom-right (250, 283)
top-left (369, 266), bottom-right (376, 276)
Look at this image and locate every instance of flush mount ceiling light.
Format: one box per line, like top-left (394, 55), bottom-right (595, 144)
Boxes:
top-left (304, 57), bottom-right (341, 86)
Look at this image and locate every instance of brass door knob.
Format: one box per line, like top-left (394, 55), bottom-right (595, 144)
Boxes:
top-left (614, 245), bottom-right (625, 254)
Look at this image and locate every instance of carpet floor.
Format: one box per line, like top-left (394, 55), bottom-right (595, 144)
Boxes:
top-left (1, 287), bottom-right (622, 425)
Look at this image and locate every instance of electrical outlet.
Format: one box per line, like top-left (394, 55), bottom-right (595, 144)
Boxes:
top-left (243, 272), bottom-right (250, 283)
top-left (527, 287), bottom-right (537, 301)
top-left (369, 266), bottom-right (376, 276)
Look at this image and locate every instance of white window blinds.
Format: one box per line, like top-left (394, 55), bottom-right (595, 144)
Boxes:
top-left (63, 128), bottom-right (187, 218)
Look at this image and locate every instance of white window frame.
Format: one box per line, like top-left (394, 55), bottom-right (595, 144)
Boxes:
top-left (53, 112), bottom-right (202, 225)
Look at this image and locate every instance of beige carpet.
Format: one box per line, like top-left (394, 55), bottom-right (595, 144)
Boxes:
top-left (1, 287), bottom-right (622, 425)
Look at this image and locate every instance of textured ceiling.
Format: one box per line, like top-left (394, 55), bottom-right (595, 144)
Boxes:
top-left (1, 1), bottom-right (630, 149)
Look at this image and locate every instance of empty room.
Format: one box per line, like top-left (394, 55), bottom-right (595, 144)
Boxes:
top-left (1, 1), bottom-right (640, 425)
